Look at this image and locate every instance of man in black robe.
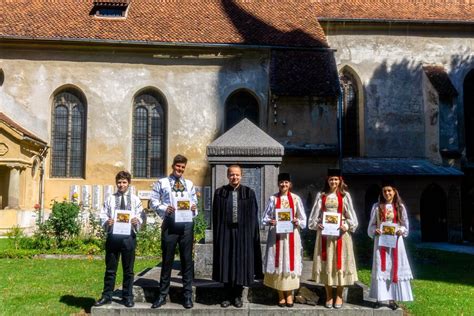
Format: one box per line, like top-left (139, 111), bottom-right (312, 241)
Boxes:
top-left (212, 165), bottom-right (263, 308)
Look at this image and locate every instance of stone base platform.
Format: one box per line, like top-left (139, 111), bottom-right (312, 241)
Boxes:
top-left (91, 260), bottom-right (402, 315)
top-left (92, 301), bottom-right (400, 316)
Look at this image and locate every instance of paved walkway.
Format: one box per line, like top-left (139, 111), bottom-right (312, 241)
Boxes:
top-left (416, 242), bottom-right (474, 255)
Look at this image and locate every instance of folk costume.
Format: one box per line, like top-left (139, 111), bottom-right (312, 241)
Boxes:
top-left (212, 184), bottom-right (263, 297)
top-left (308, 191), bottom-right (358, 286)
top-left (99, 190), bottom-right (144, 301)
top-left (150, 175), bottom-right (197, 300)
top-left (368, 202), bottom-right (413, 302)
top-left (262, 190), bottom-right (307, 291)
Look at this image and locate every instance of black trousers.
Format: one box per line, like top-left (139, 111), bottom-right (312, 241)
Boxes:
top-left (102, 234), bottom-right (136, 300)
top-left (159, 221), bottom-right (194, 298)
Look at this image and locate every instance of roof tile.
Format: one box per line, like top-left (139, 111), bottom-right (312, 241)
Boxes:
top-left (0, 0), bottom-right (328, 47)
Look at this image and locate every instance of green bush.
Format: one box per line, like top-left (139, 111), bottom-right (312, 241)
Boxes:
top-left (48, 200), bottom-right (81, 243)
top-left (5, 225), bottom-right (25, 250)
top-left (193, 212), bottom-right (207, 244)
top-left (136, 222), bottom-right (161, 257)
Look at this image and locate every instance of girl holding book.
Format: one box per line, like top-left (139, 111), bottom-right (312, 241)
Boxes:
top-left (308, 168), bottom-right (358, 309)
top-left (368, 181), bottom-right (413, 310)
top-left (262, 173), bottom-right (307, 307)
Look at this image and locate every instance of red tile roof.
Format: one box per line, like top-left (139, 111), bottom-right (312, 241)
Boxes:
top-left (0, 112), bottom-right (47, 144)
top-left (0, 0), bottom-right (328, 48)
top-left (315, 0), bottom-right (474, 23)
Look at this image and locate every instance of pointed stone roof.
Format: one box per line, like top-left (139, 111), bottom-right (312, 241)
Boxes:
top-left (0, 112), bottom-right (47, 145)
top-left (207, 119), bottom-right (284, 157)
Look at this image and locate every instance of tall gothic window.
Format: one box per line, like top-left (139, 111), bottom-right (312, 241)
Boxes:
top-left (340, 69), bottom-right (360, 157)
top-left (51, 90), bottom-right (86, 178)
top-left (133, 91), bottom-right (165, 178)
top-left (225, 90), bottom-right (259, 131)
top-left (464, 69), bottom-right (474, 161)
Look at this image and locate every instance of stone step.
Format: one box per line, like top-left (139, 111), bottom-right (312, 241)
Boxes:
top-left (92, 300), bottom-right (403, 316)
top-left (91, 260), bottom-right (402, 315)
top-left (131, 264), bottom-right (363, 305)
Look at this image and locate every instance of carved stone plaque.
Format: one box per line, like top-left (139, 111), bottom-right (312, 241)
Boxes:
top-left (92, 185), bottom-right (102, 211)
top-left (104, 185), bottom-right (114, 204)
top-left (240, 165), bottom-right (262, 220)
top-left (81, 185), bottom-right (91, 207)
top-left (0, 143), bottom-right (9, 156)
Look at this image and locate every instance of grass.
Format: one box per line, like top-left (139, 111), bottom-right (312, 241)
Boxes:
top-left (0, 257), bottom-right (158, 316)
top-left (351, 232), bottom-right (474, 315)
top-left (1, 234), bottom-right (473, 315)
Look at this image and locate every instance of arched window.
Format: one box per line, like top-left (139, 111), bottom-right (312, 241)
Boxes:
top-left (340, 68), bottom-right (360, 157)
top-left (51, 90), bottom-right (86, 178)
top-left (464, 69), bottom-right (474, 160)
top-left (132, 91), bottom-right (165, 178)
top-left (225, 90), bottom-right (259, 131)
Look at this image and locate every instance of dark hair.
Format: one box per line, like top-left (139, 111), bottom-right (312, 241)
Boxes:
top-left (378, 186), bottom-right (404, 221)
top-left (322, 176), bottom-right (348, 196)
top-left (115, 171), bottom-right (131, 183)
top-left (172, 154), bottom-right (188, 166)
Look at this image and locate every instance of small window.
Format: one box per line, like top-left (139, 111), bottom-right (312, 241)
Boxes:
top-left (91, 1), bottom-right (129, 18)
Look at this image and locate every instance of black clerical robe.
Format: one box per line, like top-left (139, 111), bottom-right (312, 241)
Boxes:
top-left (212, 184), bottom-right (263, 286)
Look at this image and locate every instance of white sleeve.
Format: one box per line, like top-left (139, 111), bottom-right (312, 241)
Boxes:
top-left (367, 203), bottom-right (379, 239)
top-left (344, 192), bottom-right (358, 232)
top-left (149, 180), bottom-right (167, 219)
top-left (261, 196), bottom-right (275, 226)
top-left (398, 204), bottom-right (409, 237)
top-left (308, 192), bottom-right (322, 231)
top-left (295, 195), bottom-right (307, 229)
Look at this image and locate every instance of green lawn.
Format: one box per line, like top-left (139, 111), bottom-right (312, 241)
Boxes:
top-left (1, 236), bottom-right (473, 315)
top-left (0, 257), bottom-right (158, 316)
top-left (353, 234), bottom-right (474, 315)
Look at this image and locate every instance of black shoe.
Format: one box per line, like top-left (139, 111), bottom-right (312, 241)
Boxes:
top-left (94, 297), bottom-right (112, 307)
top-left (233, 296), bottom-right (243, 308)
top-left (151, 295), bottom-right (167, 309)
top-left (373, 301), bottom-right (381, 309)
top-left (183, 297), bottom-right (193, 309)
top-left (389, 301), bottom-right (399, 310)
top-left (220, 300), bottom-right (231, 308)
top-left (286, 302), bottom-right (294, 308)
top-left (122, 298), bottom-right (134, 308)
top-left (277, 302), bottom-right (286, 307)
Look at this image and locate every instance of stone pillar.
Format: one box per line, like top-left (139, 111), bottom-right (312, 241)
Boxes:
top-left (6, 164), bottom-right (22, 209)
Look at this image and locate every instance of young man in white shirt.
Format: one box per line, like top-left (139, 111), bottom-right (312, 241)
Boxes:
top-left (95, 171), bottom-right (144, 308)
top-left (150, 154), bottom-right (197, 309)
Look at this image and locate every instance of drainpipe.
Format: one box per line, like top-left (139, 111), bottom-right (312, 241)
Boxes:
top-left (337, 86), bottom-right (344, 170)
top-left (38, 146), bottom-right (48, 223)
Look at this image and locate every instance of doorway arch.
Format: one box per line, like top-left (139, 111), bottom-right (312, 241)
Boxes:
top-left (420, 183), bottom-right (448, 242)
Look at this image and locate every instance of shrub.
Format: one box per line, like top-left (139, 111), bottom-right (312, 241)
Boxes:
top-left (193, 212), bottom-right (207, 244)
top-left (48, 200), bottom-right (81, 243)
top-left (5, 225), bottom-right (25, 250)
top-left (136, 221), bottom-right (161, 257)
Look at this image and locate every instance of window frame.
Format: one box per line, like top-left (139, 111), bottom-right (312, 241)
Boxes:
top-left (50, 89), bottom-right (87, 178)
top-left (132, 91), bottom-right (166, 179)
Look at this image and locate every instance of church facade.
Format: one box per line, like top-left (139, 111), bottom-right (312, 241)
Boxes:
top-left (0, 0), bottom-right (472, 242)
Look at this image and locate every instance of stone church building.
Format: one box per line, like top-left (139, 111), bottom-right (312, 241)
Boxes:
top-left (0, 0), bottom-right (473, 243)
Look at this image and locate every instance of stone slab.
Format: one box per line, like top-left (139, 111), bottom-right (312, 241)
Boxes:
top-left (92, 301), bottom-right (402, 316)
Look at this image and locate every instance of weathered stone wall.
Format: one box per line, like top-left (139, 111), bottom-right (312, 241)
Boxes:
top-left (422, 71), bottom-right (442, 163)
top-left (0, 45), bottom-right (270, 205)
top-left (323, 24), bottom-right (474, 159)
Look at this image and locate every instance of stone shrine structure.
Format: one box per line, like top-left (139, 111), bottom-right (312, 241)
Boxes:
top-left (194, 118), bottom-right (284, 277)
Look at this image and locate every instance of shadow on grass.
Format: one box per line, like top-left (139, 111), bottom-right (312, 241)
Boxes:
top-left (59, 295), bottom-right (95, 313)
